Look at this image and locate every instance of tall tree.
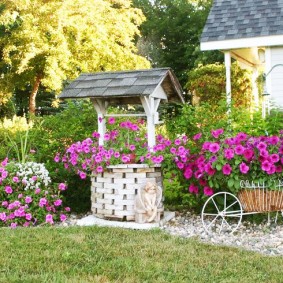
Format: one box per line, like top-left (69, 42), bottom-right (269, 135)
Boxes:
top-left (0, 0), bottom-right (150, 115)
top-left (133, 0), bottom-right (222, 88)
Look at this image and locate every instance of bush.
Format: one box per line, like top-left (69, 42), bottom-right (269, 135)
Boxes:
top-left (0, 159), bottom-right (69, 227)
top-left (186, 62), bottom-right (252, 108)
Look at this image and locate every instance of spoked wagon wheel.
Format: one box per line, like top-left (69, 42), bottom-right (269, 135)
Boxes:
top-left (201, 192), bottom-right (243, 234)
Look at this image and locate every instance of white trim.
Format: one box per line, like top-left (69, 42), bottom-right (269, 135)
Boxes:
top-left (151, 85), bottom-right (168, 100)
top-left (224, 52), bottom-right (232, 115)
top-left (201, 35), bottom-right (283, 51)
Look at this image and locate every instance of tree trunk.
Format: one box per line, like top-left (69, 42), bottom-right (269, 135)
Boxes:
top-left (29, 75), bottom-right (41, 115)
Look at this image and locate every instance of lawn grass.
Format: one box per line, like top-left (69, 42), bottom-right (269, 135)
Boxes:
top-left (0, 226), bottom-right (283, 283)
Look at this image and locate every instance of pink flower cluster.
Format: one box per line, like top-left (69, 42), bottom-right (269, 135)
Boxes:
top-left (180, 129), bottom-right (283, 196)
top-left (0, 159), bottom-right (69, 228)
top-left (56, 118), bottom-right (190, 179)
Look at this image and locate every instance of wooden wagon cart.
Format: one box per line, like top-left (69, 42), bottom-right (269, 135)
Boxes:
top-left (201, 180), bottom-right (283, 233)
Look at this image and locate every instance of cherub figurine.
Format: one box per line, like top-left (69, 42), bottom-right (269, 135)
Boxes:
top-left (134, 181), bottom-right (163, 223)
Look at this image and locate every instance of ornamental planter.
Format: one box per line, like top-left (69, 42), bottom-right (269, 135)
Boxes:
top-left (238, 189), bottom-right (283, 212)
top-left (91, 164), bottom-right (164, 221)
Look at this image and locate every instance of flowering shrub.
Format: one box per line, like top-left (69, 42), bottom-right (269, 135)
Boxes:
top-left (179, 129), bottom-right (283, 196)
top-left (55, 117), bottom-right (191, 180)
top-left (0, 158), bottom-right (69, 227)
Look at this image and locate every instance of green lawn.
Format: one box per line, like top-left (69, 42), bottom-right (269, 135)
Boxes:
top-left (1, 226), bottom-right (283, 283)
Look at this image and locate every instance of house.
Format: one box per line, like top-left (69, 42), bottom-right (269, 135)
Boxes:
top-left (200, 0), bottom-right (283, 116)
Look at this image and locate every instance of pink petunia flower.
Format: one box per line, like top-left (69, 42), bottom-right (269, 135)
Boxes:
top-left (45, 214), bottom-right (54, 224)
top-left (5, 186), bottom-right (13, 194)
top-left (239, 162), bottom-right (249, 174)
top-left (203, 186), bottom-right (214, 196)
top-left (209, 143), bottom-right (220, 153)
top-left (222, 164), bottom-right (232, 175)
top-left (188, 184), bottom-right (199, 194)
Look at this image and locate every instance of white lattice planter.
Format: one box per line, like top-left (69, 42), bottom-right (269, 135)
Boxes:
top-left (91, 164), bottom-right (163, 221)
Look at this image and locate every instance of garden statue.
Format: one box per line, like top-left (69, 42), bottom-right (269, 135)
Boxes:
top-left (134, 181), bottom-right (164, 223)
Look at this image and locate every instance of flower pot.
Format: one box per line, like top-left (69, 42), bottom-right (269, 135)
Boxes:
top-left (238, 189), bottom-right (283, 212)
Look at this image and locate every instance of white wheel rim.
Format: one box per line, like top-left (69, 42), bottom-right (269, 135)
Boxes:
top-left (201, 192), bottom-right (243, 234)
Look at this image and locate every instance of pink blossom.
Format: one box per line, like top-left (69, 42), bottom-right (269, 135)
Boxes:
top-left (205, 164), bottom-right (216, 176)
top-left (243, 149), bottom-right (254, 161)
top-left (129, 144), bottom-right (136, 151)
top-left (257, 142), bottom-right (267, 151)
top-left (1, 158), bottom-right (8, 167)
top-left (235, 145), bottom-right (245, 155)
top-left (96, 166), bottom-right (103, 173)
top-left (60, 214), bottom-right (67, 222)
top-left (224, 148), bottom-right (234, 160)
top-left (54, 154), bottom-right (60, 162)
top-left (79, 171), bottom-right (87, 179)
top-left (222, 164), bottom-right (232, 175)
top-left (193, 133), bottom-right (202, 140)
top-left (209, 143), bottom-right (220, 153)
top-left (45, 214), bottom-right (54, 224)
top-left (0, 212), bottom-right (6, 221)
top-left (261, 160), bottom-right (271, 172)
top-left (270, 154), bottom-right (279, 163)
top-left (2, 201), bottom-right (8, 207)
top-left (25, 196), bottom-right (33, 204)
top-left (39, 198), bottom-right (47, 207)
top-left (211, 129), bottom-right (224, 138)
top-left (174, 139), bottom-right (181, 146)
top-left (239, 162), bottom-right (249, 174)
top-left (108, 117), bottom-right (116, 124)
top-left (65, 207), bottom-right (71, 212)
top-left (184, 168), bottom-right (193, 179)
top-left (25, 213), bottom-right (32, 221)
top-left (10, 223), bottom-right (17, 229)
top-left (54, 199), bottom-right (62, 206)
top-left (5, 186), bottom-right (13, 194)
top-left (203, 186), bottom-right (214, 196)
top-left (188, 184), bottom-right (199, 194)
top-left (35, 188), bottom-right (41, 194)
top-left (12, 176), bottom-right (19, 183)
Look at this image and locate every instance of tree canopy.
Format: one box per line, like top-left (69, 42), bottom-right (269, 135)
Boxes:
top-left (133, 0), bottom-right (223, 88)
top-left (0, 0), bottom-right (150, 114)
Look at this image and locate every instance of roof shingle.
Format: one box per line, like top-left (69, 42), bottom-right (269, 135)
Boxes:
top-left (201, 0), bottom-right (283, 43)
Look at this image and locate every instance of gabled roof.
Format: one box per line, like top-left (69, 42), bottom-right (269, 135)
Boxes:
top-left (201, 0), bottom-right (283, 50)
top-left (59, 68), bottom-right (184, 105)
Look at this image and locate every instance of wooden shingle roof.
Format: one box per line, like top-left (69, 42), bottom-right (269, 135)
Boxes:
top-left (201, 0), bottom-right (283, 44)
top-left (59, 68), bottom-right (184, 105)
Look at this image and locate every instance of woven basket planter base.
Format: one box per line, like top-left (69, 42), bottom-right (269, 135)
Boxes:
top-left (238, 189), bottom-right (283, 212)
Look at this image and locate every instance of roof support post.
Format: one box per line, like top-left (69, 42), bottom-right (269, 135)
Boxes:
top-left (252, 66), bottom-right (259, 109)
top-left (91, 98), bottom-right (108, 145)
top-left (224, 51), bottom-right (232, 116)
top-left (141, 96), bottom-right (160, 149)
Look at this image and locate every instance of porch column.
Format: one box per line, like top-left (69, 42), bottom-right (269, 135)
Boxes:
top-left (252, 67), bottom-right (259, 109)
top-left (224, 51), bottom-right (232, 115)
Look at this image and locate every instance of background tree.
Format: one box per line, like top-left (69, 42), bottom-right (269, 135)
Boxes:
top-left (133, 0), bottom-right (223, 88)
top-left (0, 0), bottom-right (150, 115)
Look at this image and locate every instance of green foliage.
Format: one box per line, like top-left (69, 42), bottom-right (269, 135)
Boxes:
top-left (133, 0), bottom-right (222, 87)
top-left (0, 100), bottom-right (97, 213)
top-left (0, 0), bottom-right (150, 114)
top-left (163, 101), bottom-right (283, 208)
top-left (186, 62), bottom-right (253, 107)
